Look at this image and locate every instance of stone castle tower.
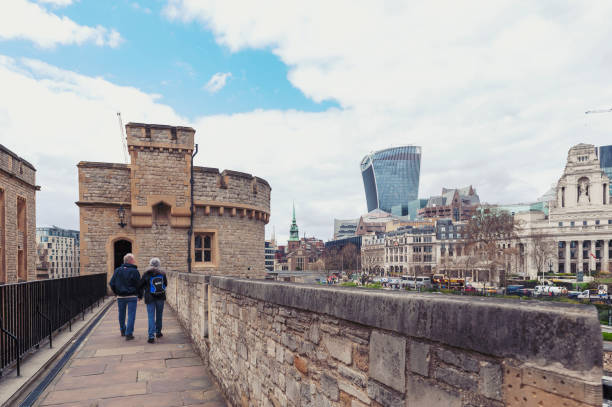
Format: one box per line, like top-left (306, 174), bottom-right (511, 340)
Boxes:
top-left (77, 123), bottom-right (271, 280)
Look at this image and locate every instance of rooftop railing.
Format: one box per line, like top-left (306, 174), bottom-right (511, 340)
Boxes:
top-left (0, 273), bottom-right (106, 376)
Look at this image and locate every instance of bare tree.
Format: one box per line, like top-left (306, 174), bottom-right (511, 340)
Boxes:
top-left (464, 208), bottom-right (521, 283)
top-left (340, 243), bottom-right (361, 276)
top-left (530, 233), bottom-right (556, 277)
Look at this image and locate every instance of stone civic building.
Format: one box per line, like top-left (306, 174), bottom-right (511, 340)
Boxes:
top-left (77, 123), bottom-right (270, 280)
top-left (0, 145), bottom-right (38, 284)
top-left (517, 143), bottom-right (612, 277)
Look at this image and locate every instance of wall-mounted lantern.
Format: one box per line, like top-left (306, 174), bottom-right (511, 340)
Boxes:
top-left (117, 205), bottom-right (127, 228)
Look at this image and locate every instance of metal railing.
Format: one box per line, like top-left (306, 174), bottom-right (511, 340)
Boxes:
top-left (0, 273), bottom-right (107, 376)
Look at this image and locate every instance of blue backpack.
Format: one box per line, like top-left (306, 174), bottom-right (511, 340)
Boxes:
top-left (149, 275), bottom-right (166, 296)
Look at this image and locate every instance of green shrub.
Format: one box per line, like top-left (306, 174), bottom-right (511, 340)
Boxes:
top-left (364, 282), bottom-right (382, 289)
top-left (340, 282), bottom-right (357, 287)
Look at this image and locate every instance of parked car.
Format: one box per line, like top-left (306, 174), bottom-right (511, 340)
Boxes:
top-left (506, 285), bottom-right (525, 295)
top-left (534, 285), bottom-right (567, 296)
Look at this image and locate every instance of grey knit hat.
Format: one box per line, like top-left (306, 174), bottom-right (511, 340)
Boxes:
top-left (149, 257), bottom-right (161, 268)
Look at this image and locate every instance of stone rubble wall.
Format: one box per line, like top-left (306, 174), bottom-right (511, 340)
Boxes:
top-left (166, 272), bottom-right (603, 407)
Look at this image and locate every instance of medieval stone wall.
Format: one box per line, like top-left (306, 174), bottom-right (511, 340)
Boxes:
top-left (0, 145), bottom-right (37, 283)
top-left (77, 163), bottom-right (130, 203)
top-left (165, 272), bottom-right (603, 407)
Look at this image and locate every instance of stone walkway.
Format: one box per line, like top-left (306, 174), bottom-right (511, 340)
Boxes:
top-left (37, 301), bottom-right (226, 407)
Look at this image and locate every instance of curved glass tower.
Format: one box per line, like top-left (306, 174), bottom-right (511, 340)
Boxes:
top-left (360, 146), bottom-right (421, 213)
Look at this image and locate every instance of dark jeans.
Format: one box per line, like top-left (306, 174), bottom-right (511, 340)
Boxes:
top-left (117, 297), bottom-right (137, 335)
top-left (146, 300), bottom-right (164, 338)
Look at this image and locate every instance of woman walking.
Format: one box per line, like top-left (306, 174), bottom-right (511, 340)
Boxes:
top-left (138, 258), bottom-right (168, 343)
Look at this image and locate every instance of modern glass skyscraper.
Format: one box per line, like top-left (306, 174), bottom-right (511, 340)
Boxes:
top-left (360, 146), bottom-right (421, 213)
top-left (600, 145), bottom-right (612, 196)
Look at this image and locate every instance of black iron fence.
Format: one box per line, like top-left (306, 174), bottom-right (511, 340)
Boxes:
top-left (0, 273), bottom-right (107, 376)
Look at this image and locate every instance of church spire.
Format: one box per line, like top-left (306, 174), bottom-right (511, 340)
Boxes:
top-left (289, 202), bottom-right (299, 241)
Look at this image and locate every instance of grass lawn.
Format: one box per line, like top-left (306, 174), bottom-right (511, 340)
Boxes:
top-left (603, 332), bottom-right (612, 341)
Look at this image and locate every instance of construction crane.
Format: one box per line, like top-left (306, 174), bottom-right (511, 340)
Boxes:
top-left (116, 112), bottom-right (129, 164)
top-left (585, 107), bottom-right (612, 114)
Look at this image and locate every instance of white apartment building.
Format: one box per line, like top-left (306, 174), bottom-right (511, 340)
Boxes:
top-left (36, 226), bottom-right (80, 279)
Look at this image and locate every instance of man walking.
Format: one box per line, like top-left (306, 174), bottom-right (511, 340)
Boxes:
top-left (138, 258), bottom-right (168, 343)
top-left (109, 253), bottom-right (140, 340)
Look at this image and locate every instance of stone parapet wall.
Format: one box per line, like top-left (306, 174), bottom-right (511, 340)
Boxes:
top-left (77, 163), bottom-right (130, 204)
top-left (165, 272), bottom-right (603, 407)
top-left (0, 144), bottom-right (36, 187)
top-left (193, 167), bottom-right (271, 214)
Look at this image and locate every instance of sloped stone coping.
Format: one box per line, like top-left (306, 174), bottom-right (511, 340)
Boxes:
top-left (209, 276), bottom-right (602, 372)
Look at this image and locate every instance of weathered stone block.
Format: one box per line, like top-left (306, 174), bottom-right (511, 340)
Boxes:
top-left (436, 348), bottom-right (480, 373)
top-left (323, 335), bottom-right (352, 365)
top-left (479, 361), bottom-right (502, 401)
top-left (320, 373), bottom-right (339, 401)
top-left (286, 376), bottom-right (300, 404)
top-left (339, 364), bottom-right (367, 387)
top-left (405, 375), bottom-right (461, 407)
top-left (369, 331), bottom-right (406, 393)
top-left (366, 380), bottom-right (403, 407)
top-left (409, 341), bottom-right (430, 377)
top-left (434, 365), bottom-right (478, 392)
top-left (338, 380), bottom-right (370, 404)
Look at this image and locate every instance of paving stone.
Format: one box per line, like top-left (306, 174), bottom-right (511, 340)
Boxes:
top-left (65, 364), bottom-right (106, 377)
top-left (41, 382), bottom-right (148, 405)
top-left (165, 356), bottom-right (203, 368)
top-left (38, 303), bottom-right (224, 406)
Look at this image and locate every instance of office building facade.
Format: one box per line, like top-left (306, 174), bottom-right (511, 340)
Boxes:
top-left (360, 146), bottom-right (421, 213)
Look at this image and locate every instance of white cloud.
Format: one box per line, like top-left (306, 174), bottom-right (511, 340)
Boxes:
top-left (0, 56), bottom-right (186, 229)
top-left (162, 1), bottom-right (612, 242)
top-left (0, 0), bottom-right (122, 48)
top-left (36, 0), bottom-right (73, 6)
top-left (4, 2), bottom-right (612, 244)
top-left (204, 72), bottom-right (231, 93)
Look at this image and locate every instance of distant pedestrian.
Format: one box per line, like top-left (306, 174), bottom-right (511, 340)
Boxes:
top-left (138, 258), bottom-right (168, 344)
top-left (109, 253), bottom-right (141, 340)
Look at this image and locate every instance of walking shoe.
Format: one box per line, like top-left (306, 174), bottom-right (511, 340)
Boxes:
top-left (125, 334), bottom-right (135, 341)
top-left (155, 332), bottom-right (163, 338)
top-left (120, 331), bottom-right (125, 337)
top-left (147, 337), bottom-right (155, 344)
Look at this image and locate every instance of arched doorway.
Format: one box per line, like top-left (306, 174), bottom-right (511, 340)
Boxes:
top-left (114, 240), bottom-right (132, 270)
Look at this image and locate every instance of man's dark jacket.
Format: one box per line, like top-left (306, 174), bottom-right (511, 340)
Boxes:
top-left (109, 263), bottom-right (140, 296)
top-left (138, 266), bottom-right (168, 304)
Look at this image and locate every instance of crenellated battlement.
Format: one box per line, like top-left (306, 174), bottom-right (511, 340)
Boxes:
top-left (126, 122), bottom-right (195, 152)
top-left (0, 144), bottom-right (36, 187)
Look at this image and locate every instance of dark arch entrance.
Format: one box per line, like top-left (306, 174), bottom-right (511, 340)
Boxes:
top-left (114, 240), bottom-right (132, 270)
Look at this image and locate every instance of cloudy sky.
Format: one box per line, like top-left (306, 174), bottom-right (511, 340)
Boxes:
top-left (1, 1), bottom-right (612, 243)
